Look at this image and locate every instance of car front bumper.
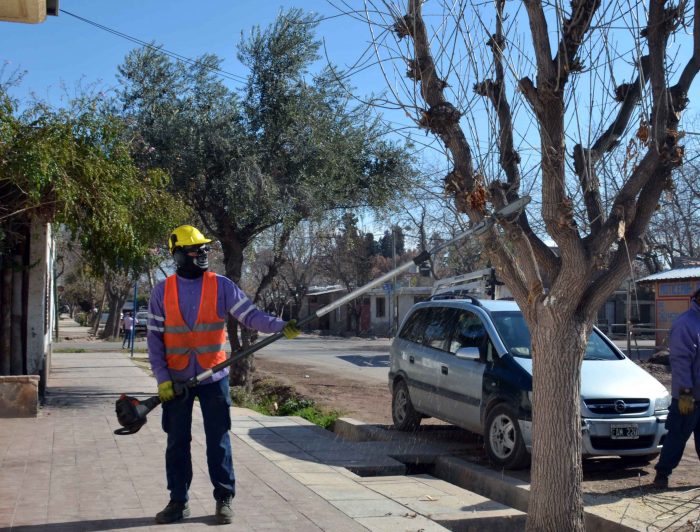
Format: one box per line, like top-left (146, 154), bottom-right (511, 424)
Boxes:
top-left (580, 415), bottom-right (667, 456)
top-left (518, 414), bottom-right (668, 456)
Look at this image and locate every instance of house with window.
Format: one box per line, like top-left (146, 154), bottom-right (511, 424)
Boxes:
top-left (367, 285), bottom-right (433, 335)
top-left (637, 266), bottom-right (700, 346)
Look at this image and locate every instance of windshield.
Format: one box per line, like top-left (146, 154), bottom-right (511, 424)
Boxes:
top-left (491, 311), bottom-right (621, 360)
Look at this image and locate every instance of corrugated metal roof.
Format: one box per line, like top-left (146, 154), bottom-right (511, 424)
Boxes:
top-left (638, 267), bottom-right (700, 282)
top-left (307, 285), bottom-right (345, 296)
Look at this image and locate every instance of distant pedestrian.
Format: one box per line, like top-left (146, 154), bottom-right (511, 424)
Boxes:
top-left (121, 312), bottom-right (134, 349)
top-left (652, 287), bottom-right (700, 489)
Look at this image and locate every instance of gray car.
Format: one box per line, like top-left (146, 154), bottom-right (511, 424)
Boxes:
top-left (388, 296), bottom-right (670, 469)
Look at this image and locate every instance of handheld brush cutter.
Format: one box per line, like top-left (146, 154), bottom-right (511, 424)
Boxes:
top-left (113, 197), bottom-right (530, 435)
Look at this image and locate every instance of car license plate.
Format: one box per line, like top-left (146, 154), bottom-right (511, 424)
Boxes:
top-left (611, 424), bottom-right (639, 439)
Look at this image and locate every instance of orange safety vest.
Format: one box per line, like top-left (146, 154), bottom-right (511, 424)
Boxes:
top-left (163, 272), bottom-right (227, 371)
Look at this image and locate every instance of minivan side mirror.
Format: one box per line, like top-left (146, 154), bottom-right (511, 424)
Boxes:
top-left (455, 347), bottom-right (481, 361)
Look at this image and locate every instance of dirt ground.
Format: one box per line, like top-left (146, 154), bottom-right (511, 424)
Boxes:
top-left (255, 354), bottom-right (700, 530)
top-left (254, 357), bottom-right (394, 424)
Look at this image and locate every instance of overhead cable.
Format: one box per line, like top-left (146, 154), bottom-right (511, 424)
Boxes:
top-left (60, 9), bottom-right (248, 85)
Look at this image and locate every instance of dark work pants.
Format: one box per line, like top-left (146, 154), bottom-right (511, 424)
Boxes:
top-left (655, 398), bottom-right (700, 477)
top-left (161, 377), bottom-right (235, 502)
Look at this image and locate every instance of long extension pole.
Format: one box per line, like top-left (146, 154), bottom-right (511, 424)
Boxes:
top-left (114, 196), bottom-right (529, 433)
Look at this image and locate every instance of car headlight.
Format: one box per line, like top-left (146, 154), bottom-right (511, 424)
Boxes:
top-left (654, 392), bottom-right (671, 412)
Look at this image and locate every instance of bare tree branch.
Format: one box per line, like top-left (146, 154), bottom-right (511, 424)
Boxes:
top-left (576, 55), bottom-right (650, 236)
top-left (554, 0), bottom-right (601, 91)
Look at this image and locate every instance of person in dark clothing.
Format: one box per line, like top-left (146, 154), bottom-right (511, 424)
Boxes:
top-left (149, 225), bottom-right (300, 524)
top-left (652, 286), bottom-right (700, 489)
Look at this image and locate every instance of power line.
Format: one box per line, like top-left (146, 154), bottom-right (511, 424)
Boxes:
top-left (60, 9), bottom-right (249, 86)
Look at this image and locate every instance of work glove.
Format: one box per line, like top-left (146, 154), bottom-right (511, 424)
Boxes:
top-left (158, 380), bottom-right (176, 403)
top-left (679, 392), bottom-right (695, 416)
top-left (282, 319), bottom-right (301, 339)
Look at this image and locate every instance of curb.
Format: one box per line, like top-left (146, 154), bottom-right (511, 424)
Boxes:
top-left (334, 418), bottom-right (639, 532)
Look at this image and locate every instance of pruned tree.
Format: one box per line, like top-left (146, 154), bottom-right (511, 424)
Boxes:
top-left (645, 133), bottom-right (700, 267)
top-left (352, 0), bottom-right (700, 529)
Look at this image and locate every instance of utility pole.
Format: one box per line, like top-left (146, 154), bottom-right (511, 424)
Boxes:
top-left (130, 281), bottom-right (138, 359)
top-left (626, 279), bottom-right (632, 358)
top-left (392, 227), bottom-right (397, 334)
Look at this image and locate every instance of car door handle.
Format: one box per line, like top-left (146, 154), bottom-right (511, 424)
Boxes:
top-left (441, 365), bottom-right (448, 375)
top-left (409, 355), bottom-right (415, 364)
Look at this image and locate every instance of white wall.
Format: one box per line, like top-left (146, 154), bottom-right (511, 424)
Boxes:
top-left (26, 219), bottom-right (54, 383)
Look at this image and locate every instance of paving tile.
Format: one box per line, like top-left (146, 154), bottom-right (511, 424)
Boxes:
top-left (0, 345), bottom-right (526, 532)
top-left (330, 497), bottom-right (410, 518)
top-left (357, 513), bottom-right (451, 531)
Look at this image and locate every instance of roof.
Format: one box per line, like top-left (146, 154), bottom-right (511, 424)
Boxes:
top-left (307, 285), bottom-right (346, 296)
top-left (637, 267), bottom-right (700, 283)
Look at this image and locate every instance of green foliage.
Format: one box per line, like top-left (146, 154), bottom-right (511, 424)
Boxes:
top-left (0, 91), bottom-right (187, 273)
top-left (116, 9), bottom-right (415, 281)
top-left (230, 378), bottom-right (340, 429)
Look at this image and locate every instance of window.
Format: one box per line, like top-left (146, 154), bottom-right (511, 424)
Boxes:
top-left (491, 312), bottom-right (531, 357)
top-left (421, 307), bottom-right (458, 351)
top-left (399, 306), bottom-right (457, 352)
top-left (399, 308), bottom-right (428, 343)
top-left (376, 297), bottom-right (386, 318)
top-left (449, 311), bottom-right (486, 351)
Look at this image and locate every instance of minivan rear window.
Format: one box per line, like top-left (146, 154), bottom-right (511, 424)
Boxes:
top-left (398, 307), bottom-right (457, 352)
top-left (491, 311), bottom-right (622, 360)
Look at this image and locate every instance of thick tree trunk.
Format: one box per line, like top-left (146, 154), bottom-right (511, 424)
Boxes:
top-left (221, 238), bottom-right (254, 391)
top-left (92, 288), bottom-right (107, 336)
top-left (527, 312), bottom-right (589, 531)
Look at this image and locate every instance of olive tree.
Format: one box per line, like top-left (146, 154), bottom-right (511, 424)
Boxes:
top-left (352, 0), bottom-right (699, 529)
top-left (118, 9), bottom-right (414, 387)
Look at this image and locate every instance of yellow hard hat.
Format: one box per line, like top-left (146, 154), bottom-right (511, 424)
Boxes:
top-left (169, 225), bottom-right (212, 253)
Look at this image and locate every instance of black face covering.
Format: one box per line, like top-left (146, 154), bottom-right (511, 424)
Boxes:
top-left (174, 245), bottom-right (210, 279)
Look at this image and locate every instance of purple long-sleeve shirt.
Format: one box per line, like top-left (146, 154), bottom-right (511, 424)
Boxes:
top-left (148, 273), bottom-right (286, 385)
top-left (668, 298), bottom-right (700, 400)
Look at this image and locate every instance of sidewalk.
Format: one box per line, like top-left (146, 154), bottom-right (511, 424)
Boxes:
top-left (0, 331), bottom-right (522, 531)
top-left (2, 320), bottom-right (695, 531)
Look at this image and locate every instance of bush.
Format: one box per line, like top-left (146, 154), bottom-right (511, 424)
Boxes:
top-left (74, 312), bottom-right (88, 326)
top-left (230, 377), bottom-right (340, 429)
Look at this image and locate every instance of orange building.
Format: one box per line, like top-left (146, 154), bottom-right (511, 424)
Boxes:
top-left (638, 267), bottom-right (700, 346)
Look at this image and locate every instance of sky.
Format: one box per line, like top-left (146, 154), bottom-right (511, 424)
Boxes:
top-left (3, 1), bottom-right (699, 242)
top-left (0, 1), bottom-right (389, 106)
top-left (0, 0), bottom-right (432, 236)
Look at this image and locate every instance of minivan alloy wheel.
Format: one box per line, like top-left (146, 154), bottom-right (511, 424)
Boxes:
top-left (392, 379), bottom-right (421, 431)
top-left (489, 413), bottom-right (516, 459)
top-left (484, 403), bottom-right (529, 469)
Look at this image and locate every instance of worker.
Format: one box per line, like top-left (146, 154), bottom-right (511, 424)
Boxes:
top-left (147, 225), bottom-right (300, 524)
top-left (652, 287), bottom-right (700, 489)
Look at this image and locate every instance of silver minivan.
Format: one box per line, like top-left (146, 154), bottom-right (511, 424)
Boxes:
top-left (388, 296), bottom-right (670, 469)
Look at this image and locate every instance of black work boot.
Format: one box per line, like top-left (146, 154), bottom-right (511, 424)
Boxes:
top-left (652, 473), bottom-right (669, 490)
top-left (215, 496), bottom-right (234, 525)
top-left (155, 500), bottom-right (190, 524)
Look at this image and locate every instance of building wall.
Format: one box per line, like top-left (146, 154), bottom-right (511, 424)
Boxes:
top-left (368, 288), bottom-right (432, 335)
top-left (26, 219), bottom-right (54, 393)
top-left (653, 278), bottom-right (700, 346)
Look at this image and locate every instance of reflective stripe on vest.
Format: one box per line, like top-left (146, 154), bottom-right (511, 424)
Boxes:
top-left (162, 272), bottom-right (227, 371)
